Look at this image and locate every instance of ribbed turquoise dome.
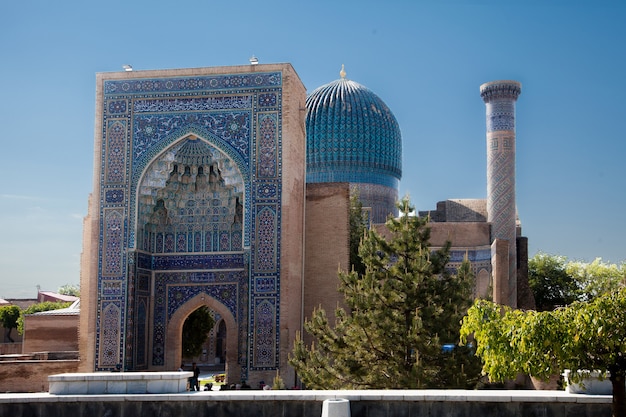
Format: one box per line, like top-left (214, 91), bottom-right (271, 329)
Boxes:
top-left (306, 70), bottom-right (402, 187)
top-left (305, 68), bottom-right (402, 222)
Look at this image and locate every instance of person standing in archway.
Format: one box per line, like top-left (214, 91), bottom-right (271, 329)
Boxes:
top-left (190, 362), bottom-right (201, 391)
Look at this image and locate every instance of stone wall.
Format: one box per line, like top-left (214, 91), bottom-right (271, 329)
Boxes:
top-left (0, 391), bottom-right (611, 417)
top-left (22, 315), bottom-right (78, 353)
top-left (0, 359), bottom-right (79, 392)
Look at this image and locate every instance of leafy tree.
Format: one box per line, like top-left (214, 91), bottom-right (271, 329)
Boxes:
top-left (182, 306), bottom-right (215, 359)
top-left (566, 258), bottom-right (625, 302)
top-left (58, 284), bottom-right (80, 297)
top-left (461, 288), bottom-right (626, 417)
top-left (17, 301), bottom-right (72, 334)
top-left (0, 305), bottom-right (21, 342)
top-left (529, 253), bottom-right (625, 310)
top-left (290, 197), bottom-right (482, 389)
top-left (528, 253), bottom-right (578, 311)
top-left (349, 189), bottom-right (367, 276)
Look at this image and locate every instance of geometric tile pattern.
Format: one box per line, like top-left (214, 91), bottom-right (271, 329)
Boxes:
top-left (95, 70), bottom-right (285, 374)
top-left (306, 74), bottom-right (402, 223)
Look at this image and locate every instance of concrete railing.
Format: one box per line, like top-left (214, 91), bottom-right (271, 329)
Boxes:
top-left (0, 389), bottom-right (612, 417)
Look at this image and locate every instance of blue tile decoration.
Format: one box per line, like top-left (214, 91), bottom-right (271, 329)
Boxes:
top-left (480, 80), bottom-right (521, 133)
top-left (94, 70), bottom-right (285, 373)
top-left (105, 189), bottom-right (124, 203)
top-left (103, 72), bottom-right (282, 94)
top-left (105, 120), bottom-right (127, 184)
top-left (103, 209), bottom-right (124, 276)
top-left (108, 100), bottom-right (128, 114)
top-left (305, 73), bottom-right (402, 223)
top-left (252, 298), bottom-right (277, 368)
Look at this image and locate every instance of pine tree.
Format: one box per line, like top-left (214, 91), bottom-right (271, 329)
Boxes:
top-left (290, 197), bottom-right (481, 389)
top-left (349, 189), bottom-right (367, 276)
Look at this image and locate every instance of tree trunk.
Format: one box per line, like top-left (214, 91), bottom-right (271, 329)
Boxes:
top-left (610, 372), bottom-right (625, 417)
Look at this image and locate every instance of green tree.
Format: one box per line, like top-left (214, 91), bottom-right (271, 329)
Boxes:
top-left (528, 253), bottom-right (578, 311)
top-left (460, 288), bottom-right (626, 417)
top-left (58, 284), bottom-right (80, 297)
top-left (17, 301), bottom-right (71, 334)
top-left (182, 306), bottom-right (215, 359)
top-left (290, 197), bottom-right (481, 389)
top-left (529, 253), bottom-right (625, 310)
top-left (566, 258), bottom-right (625, 302)
top-left (349, 189), bottom-right (367, 276)
top-left (0, 305), bottom-right (21, 343)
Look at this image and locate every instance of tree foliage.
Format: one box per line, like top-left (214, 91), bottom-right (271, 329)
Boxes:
top-left (349, 189), bottom-right (367, 276)
top-left (529, 253), bottom-right (625, 309)
top-left (528, 253), bottom-right (578, 311)
top-left (182, 306), bottom-right (215, 359)
top-left (0, 305), bottom-right (21, 342)
top-left (17, 301), bottom-right (72, 334)
top-left (461, 288), bottom-right (626, 417)
top-left (58, 284), bottom-right (80, 297)
top-left (290, 197), bottom-right (482, 389)
top-left (566, 258), bottom-right (625, 302)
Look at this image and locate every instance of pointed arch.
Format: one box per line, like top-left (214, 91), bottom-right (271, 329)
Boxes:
top-left (165, 293), bottom-right (239, 374)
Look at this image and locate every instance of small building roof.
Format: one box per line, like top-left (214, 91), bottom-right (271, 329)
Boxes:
top-left (38, 291), bottom-right (79, 303)
top-left (29, 299), bottom-right (80, 316)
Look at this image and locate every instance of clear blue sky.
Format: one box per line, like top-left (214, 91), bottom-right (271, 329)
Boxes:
top-left (1, 0), bottom-right (624, 298)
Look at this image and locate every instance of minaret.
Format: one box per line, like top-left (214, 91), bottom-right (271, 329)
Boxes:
top-left (480, 80), bottom-right (521, 308)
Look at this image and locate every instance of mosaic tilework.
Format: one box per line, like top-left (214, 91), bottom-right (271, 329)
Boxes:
top-left (306, 76), bottom-right (402, 224)
top-left (306, 78), bottom-right (402, 180)
top-left (99, 302), bottom-right (121, 367)
top-left (96, 70), bottom-right (284, 372)
top-left (485, 101), bottom-right (515, 132)
top-left (136, 297), bottom-right (148, 367)
top-left (150, 253), bottom-right (245, 270)
top-left (255, 276), bottom-right (277, 293)
top-left (150, 270), bottom-right (247, 366)
top-left (252, 298), bottom-right (277, 368)
top-left (480, 81), bottom-right (521, 132)
top-left (255, 206), bottom-right (278, 272)
top-left (105, 120), bottom-right (127, 184)
top-left (105, 189), bottom-right (124, 203)
top-left (257, 114), bottom-right (277, 178)
top-left (255, 182), bottom-right (278, 200)
top-left (103, 72), bottom-right (282, 94)
top-left (103, 209), bottom-right (124, 276)
top-left (132, 112), bottom-right (250, 163)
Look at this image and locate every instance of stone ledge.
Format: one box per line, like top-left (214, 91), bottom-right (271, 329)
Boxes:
top-left (0, 389), bottom-right (613, 404)
top-left (48, 372), bottom-right (193, 395)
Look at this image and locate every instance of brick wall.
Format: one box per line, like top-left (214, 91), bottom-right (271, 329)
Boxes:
top-left (22, 315), bottom-right (78, 353)
top-left (0, 359), bottom-right (79, 392)
top-left (303, 183), bottom-right (350, 345)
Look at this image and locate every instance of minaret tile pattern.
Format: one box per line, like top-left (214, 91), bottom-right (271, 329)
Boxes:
top-left (480, 80), bottom-right (521, 307)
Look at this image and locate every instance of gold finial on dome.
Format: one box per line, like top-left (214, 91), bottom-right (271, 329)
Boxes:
top-left (340, 64), bottom-right (346, 79)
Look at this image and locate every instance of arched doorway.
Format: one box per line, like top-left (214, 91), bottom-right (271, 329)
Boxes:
top-left (181, 305), bottom-right (214, 365)
top-left (166, 293), bottom-right (240, 380)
